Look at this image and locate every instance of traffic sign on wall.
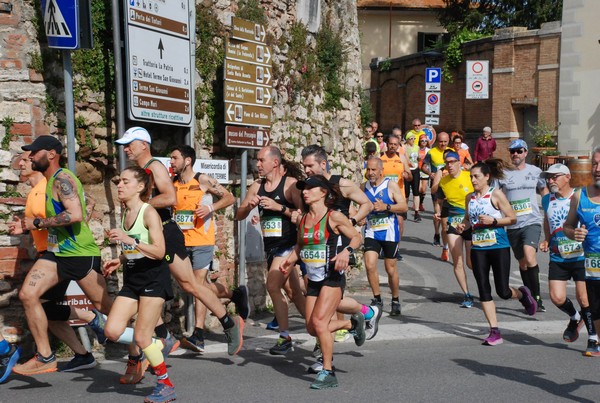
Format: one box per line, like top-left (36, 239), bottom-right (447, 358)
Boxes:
top-left (466, 60), bottom-right (489, 99)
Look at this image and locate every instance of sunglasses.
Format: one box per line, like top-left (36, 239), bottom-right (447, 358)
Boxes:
top-left (419, 140), bottom-right (427, 142)
top-left (509, 149), bottom-right (525, 155)
top-left (376, 135), bottom-right (383, 138)
top-left (546, 174), bottom-right (565, 181)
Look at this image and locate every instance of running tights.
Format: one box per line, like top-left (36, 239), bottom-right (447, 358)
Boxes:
top-left (471, 247), bottom-right (512, 302)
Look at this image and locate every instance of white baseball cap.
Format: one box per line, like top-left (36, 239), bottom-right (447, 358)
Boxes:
top-left (115, 127), bottom-right (152, 145)
top-left (541, 163), bottom-right (570, 178)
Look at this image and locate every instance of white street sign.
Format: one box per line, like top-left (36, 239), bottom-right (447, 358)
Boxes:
top-left (425, 67), bottom-right (441, 91)
top-left (425, 116), bottom-right (439, 125)
top-left (466, 60), bottom-right (489, 99)
top-left (425, 92), bottom-right (440, 115)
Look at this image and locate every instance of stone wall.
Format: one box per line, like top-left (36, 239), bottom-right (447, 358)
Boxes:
top-left (0, 0), bottom-right (364, 344)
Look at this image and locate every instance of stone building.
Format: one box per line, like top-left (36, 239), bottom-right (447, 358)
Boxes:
top-left (0, 0), bottom-right (364, 345)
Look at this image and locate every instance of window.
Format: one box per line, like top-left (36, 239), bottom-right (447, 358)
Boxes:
top-left (417, 32), bottom-right (450, 52)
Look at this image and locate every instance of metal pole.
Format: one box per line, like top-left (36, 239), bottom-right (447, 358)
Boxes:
top-left (238, 150), bottom-right (248, 285)
top-left (77, 326), bottom-right (92, 352)
top-left (186, 1), bottom-right (195, 147)
top-left (111, 0), bottom-right (126, 171)
top-left (63, 50), bottom-right (76, 173)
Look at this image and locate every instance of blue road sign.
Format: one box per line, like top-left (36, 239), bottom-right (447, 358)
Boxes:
top-left (426, 68), bottom-right (441, 84)
top-left (41, 0), bottom-right (79, 49)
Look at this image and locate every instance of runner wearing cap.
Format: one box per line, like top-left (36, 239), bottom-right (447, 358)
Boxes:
top-left (539, 163), bottom-right (598, 350)
top-left (499, 139), bottom-right (549, 312)
top-left (403, 132), bottom-right (422, 221)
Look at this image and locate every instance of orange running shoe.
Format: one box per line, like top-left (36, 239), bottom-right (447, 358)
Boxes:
top-left (119, 355), bottom-right (149, 384)
top-left (12, 352), bottom-right (57, 376)
top-left (441, 248), bottom-right (449, 262)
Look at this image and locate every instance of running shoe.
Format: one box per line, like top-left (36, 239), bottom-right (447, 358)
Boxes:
top-left (563, 319), bottom-right (584, 343)
top-left (308, 357), bottom-right (336, 374)
top-left (180, 334), bottom-right (205, 353)
top-left (310, 369), bottom-right (339, 389)
top-left (440, 248), bottom-right (449, 262)
top-left (224, 316), bottom-right (244, 356)
top-left (312, 340), bottom-right (321, 358)
top-left (119, 354), bottom-right (149, 384)
top-left (12, 352), bottom-right (57, 376)
top-left (233, 285), bottom-right (250, 320)
top-left (349, 313), bottom-right (366, 346)
top-left (0, 344), bottom-right (21, 383)
top-left (269, 336), bottom-right (293, 355)
top-left (518, 286), bottom-right (537, 316)
top-left (365, 304), bottom-right (382, 340)
top-left (536, 298), bottom-right (546, 313)
top-left (419, 204), bottom-right (425, 212)
top-left (160, 333), bottom-right (180, 357)
top-left (433, 234), bottom-right (441, 247)
top-left (482, 329), bottom-right (503, 346)
top-left (266, 317), bottom-right (279, 331)
top-left (390, 301), bottom-right (402, 316)
top-left (414, 212), bottom-right (422, 222)
top-left (583, 340), bottom-right (600, 357)
top-left (334, 329), bottom-right (350, 343)
top-left (88, 309), bottom-right (107, 345)
top-left (460, 295), bottom-right (474, 309)
top-left (144, 382), bottom-right (176, 403)
top-left (61, 352), bottom-right (96, 372)
top-left (396, 253), bottom-right (404, 262)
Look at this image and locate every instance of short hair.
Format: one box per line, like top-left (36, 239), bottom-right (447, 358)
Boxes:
top-left (264, 145), bottom-right (282, 164)
top-left (593, 145), bottom-right (600, 156)
top-left (387, 134), bottom-right (400, 142)
top-left (367, 157), bottom-right (384, 169)
top-left (171, 145), bottom-right (196, 166)
top-left (392, 125), bottom-right (402, 132)
top-left (301, 144), bottom-right (328, 163)
top-left (365, 141), bottom-right (378, 155)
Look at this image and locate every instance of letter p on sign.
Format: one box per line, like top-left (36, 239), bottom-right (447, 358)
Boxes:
top-left (425, 67), bottom-right (441, 91)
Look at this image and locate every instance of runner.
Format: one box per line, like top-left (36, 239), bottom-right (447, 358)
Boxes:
top-left (236, 145), bottom-right (304, 355)
top-left (431, 150), bottom-right (474, 307)
top-left (362, 158), bottom-right (408, 315)
top-left (539, 163), bottom-right (597, 349)
top-left (169, 145), bottom-right (249, 354)
top-left (116, 127), bottom-right (243, 365)
top-left (280, 175), bottom-right (364, 389)
top-left (563, 145), bottom-right (600, 356)
top-left (499, 139), bottom-right (548, 312)
top-left (457, 161), bottom-right (537, 346)
top-left (14, 136), bottom-right (113, 375)
top-left (403, 132), bottom-right (422, 221)
top-left (417, 134), bottom-right (430, 214)
top-left (102, 167), bottom-right (176, 402)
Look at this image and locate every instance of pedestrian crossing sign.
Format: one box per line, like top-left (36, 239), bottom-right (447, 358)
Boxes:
top-left (41, 0), bottom-right (79, 49)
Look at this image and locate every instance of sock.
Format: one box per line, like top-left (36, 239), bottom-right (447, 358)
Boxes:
top-left (152, 361), bottom-right (174, 387)
top-left (219, 314), bottom-right (234, 330)
top-left (527, 265), bottom-right (541, 299)
top-left (193, 327), bottom-right (205, 341)
top-left (361, 305), bottom-right (374, 320)
top-left (519, 268), bottom-right (530, 290)
top-left (117, 327), bottom-right (135, 344)
top-left (231, 288), bottom-right (242, 303)
top-left (491, 327), bottom-right (500, 334)
top-left (279, 330), bottom-right (290, 339)
top-left (392, 297), bottom-right (400, 303)
top-left (581, 307), bottom-right (597, 337)
top-left (38, 352), bottom-right (55, 362)
top-left (0, 339), bottom-right (9, 355)
top-left (128, 353), bottom-right (143, 362)
top-left (557, 298), bottom-right (578, 318)
top-left (142, 343), bottom-right (173, 388)
top-left (443, 244), bottom-right (449, 250)
top-left (154, 324), bottom-right (168, 339)
top-left (374, 295), bottom-right (382, 304)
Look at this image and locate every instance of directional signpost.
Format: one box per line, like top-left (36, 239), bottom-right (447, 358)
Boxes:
top-left (226, 126), bottom-right (271, 149)
top-left (125, 0), bottom-right (193, 126)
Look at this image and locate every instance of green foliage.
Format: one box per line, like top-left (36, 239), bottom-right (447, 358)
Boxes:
top-left (360, 91), bottom-right (374, 129)
top-left (1, 117), bottom-right (13, 150)
top-left (378, 58), bottom-right (392, 72)
top-left (28, 51), bottom-right (44, 72)
top-left (442, 28), bottom-right (487, 83)
top-left (316, 25), bottom-right (349, 110)
top-left (529, 118), bottom-right (558, 147)
top-left (235, 0), bottom-right (267, 25)
top-left (1, 185), bottom-right (22, 198)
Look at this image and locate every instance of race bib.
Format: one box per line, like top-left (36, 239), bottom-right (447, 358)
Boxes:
top-left (261, 217), bottom-right (282, 237)
top-left (385, 174), bottom-right (399, 182)
top-left (122, 237), bottom-right (143, 260)
top-left (472, 229), bottom-right (497, 247)
top-left (557, 239), bottom-right (584, 260)
top-left (510, 198), bottom-right (533, 216)
top-left (174, 210), bottom-right (194, 230)
top-left (448, 215), bottom-right (464, 228)
top-left (368, 213), bottom-right (390, 231)
top-left (47, 233), bottom-right (59, 253)
top-left (300, 244), bottom-right (327, 266)
top-left (585, 253), bottom-right (600, 279)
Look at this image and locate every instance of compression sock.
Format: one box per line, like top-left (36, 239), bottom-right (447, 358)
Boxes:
top-left (373, 295), bottom-right (382, 304)
top-left (142, 342), bottom-right (173, 387)
top-left (219, 314), bottom-right (234, 330)
top-left (557, 298), bottom-right (578, 318)
top-left (527, 265), bottom-right (541, 299)
top-left (581, 307), bottom-right (597, 338)
top-left (154, 324), bottom-right (168, 339)
top-left (361, 304), bottom-right (374, 320)
top-left (193, 327), bottom-right (205, 341)
top-left (0, 339), bottom-right (9, 355)
top-left (519, 268), bottom-right (531, 290)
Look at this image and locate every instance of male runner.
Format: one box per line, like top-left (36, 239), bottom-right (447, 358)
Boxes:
top-left (499, 139), bottom-right (548, 311)
top-left (169, 145), bottom-right (249, 353)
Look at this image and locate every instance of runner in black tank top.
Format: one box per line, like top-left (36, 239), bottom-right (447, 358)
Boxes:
top-left (258, 176), bottom-right (297, 253)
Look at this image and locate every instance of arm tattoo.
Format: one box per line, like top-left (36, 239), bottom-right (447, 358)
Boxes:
top-left (56, 175), bottom-right (77, 200)
top-left (209, 179), bottom-right (225, 198)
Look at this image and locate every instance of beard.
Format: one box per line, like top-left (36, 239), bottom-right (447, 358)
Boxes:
top-left (31, 156), bottom-right (49, 172)
top-left (549, 184), bottom-right (559, 193)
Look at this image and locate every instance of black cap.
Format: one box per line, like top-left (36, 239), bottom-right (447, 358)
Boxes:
top-left (22, 136), bottom-right (63, 154)
top-left (296, 175), bottom-right (333, 192)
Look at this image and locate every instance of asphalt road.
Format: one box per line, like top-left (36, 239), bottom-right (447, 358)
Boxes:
top-left (2, 199), bottom-right (597, 402)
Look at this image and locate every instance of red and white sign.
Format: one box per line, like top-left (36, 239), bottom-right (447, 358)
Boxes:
top-left (466, 60), bottom-right (489, 99)
top-left (61, 282), bottom-right (94, 326)
top-left (425, 91), bottom-right (440, 115)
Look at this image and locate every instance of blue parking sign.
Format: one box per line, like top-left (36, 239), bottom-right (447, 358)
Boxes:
top-left (41, 0), bottom-right (79, 49)
top-left (425, 67), bottom-right (441, 91)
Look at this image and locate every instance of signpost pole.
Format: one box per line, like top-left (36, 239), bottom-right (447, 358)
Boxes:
top-left (111, 0), bottom-right (126, 171)
top-left (238, 150), bottom-right (248, 285)
top-left (63, 50), bottom-right (76, 173)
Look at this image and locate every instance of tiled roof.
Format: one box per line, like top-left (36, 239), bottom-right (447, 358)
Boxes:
top-left (357, 0), bottom-right (446, 8)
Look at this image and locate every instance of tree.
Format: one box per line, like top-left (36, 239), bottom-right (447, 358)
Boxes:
top-left (438, 0), bottom-right (563, 36)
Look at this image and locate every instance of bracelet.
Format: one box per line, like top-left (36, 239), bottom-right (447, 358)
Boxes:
top-left (208, 205), bottom-right (214, 213)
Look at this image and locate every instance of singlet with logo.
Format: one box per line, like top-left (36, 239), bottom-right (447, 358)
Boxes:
top-left (405, 143), bottom-right (420, 170)
top-left (299, 211), bottom-right (342, 282)
top-left (499, 164), bottom-right (545, 229)
top-left (258, 176), bottom-right (297, 251)
top-left (364, 178), bottom-right (399, 242)
top-left (468, 187), bottom-right (510, 250)
top-left (27, 178), bottom-right (48, 252)
top-left (542, 190), bottom-right (584, 262)
top-left (576, 187), bottom-right (600, 280)
top-left (173, 174), bottom-right (215, 247)
top-left (143, 158), bottom-right (172, 222)
top-left (424, 147), bottom-right (449, 173)
top-left (418, 146), bottom-right (430, 178)
top-left (45, 168), bottom-right (100, 257)
top-left (437, 170), bottom-right (474, 229)
top-left (381, 153), bottom-right (406, 192)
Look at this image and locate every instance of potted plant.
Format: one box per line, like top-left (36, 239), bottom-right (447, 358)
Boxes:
top-left (529, 119), bottom-right (558, 151)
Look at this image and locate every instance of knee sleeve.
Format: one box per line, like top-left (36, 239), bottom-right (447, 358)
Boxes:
top-left (42, 302), bottom-right (71, 321)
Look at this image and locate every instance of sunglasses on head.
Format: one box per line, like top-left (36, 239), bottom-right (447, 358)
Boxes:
top-left (509, 148), bottom-right (525, 155)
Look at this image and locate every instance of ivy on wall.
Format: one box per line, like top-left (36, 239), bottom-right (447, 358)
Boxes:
top-left (441, 28), bottom-right (488, 83)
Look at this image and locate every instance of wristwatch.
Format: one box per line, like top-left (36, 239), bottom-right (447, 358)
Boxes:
top-left (350, 217), bottom-right (357, 226)
top-left (33, 218), bottom-right (42, 229)
top-left (133, 238), bottom-right (141, 246)
top-left (386, 204), bottom-right (391, 212)
top-left (345, 246), bottom-right (354, 254)
top-left (280, 205), bottom-right (287, 214)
